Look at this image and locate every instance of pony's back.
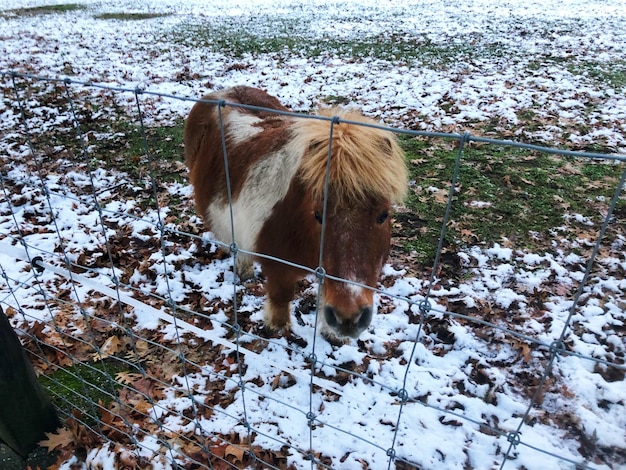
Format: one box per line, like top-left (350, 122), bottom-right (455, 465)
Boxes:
top-left (184, 86), bottom-right (289, 175)
top-left (183, 87), bottom-right (292, 220)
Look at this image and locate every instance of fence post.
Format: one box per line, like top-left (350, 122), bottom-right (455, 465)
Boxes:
top-left (0, 307), bottom-right (59, 458)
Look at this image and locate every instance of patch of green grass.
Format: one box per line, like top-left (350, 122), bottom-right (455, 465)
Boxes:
top-left (94, 12), bottom-right (173, 21)
top-left (398, 136), bottom-right (625, 263)
top-left (322, 95), bottom-right (351, 105)
top-left (3, 79), bottom-right (188, 217)
top-left (39, 360), bottom-right (128, 425)
top-left (573, 61), bottom-right (626, 91)
top-left (100, 119), bottom-right (186, 183)
top-left (169, 17), bottom-right (511, 68)
top-left (2, 3), bottom-right (86, 17)
top-left (527, 55), bottom-right (626, 92)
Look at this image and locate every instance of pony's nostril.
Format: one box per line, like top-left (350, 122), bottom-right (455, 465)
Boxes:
top-left (357, 305), bottom-right (373, 330)
top-left (324, 305), bottom-right (339, 328)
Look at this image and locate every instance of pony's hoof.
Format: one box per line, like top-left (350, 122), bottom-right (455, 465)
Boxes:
top-left (260, 322), bottom-right (290, 338)
top-left (236, 264), bottom-right (255, 281)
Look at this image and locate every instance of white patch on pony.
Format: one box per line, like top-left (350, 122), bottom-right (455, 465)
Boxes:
top-left (207, 139), bottom-right (303, 258)
top-left (225, 110), bottom-right (263, 145)
top-left (344, 281), bottom-right (367, 300)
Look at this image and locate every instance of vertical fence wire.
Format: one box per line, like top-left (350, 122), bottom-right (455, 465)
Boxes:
top-left (500, 163), bottom-right (626, 468)
top-left (7, 73), bottom-right (118, 442)
top-left (304, 114), bottom-right (340, 468)
top-left (216, 100), bottom-right (254, 465)
top-left (60, 79), bottom-right (158, 460)
top-left (386, 130), bottom-right (470, 468)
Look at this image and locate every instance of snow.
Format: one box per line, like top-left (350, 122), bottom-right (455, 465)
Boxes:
top-left (2, 0), bottom-right (626, 150)
top-left (1, 0), bottom-right (626, 469)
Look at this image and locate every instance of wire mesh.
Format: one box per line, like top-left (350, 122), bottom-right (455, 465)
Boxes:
top-left (0, 71), bottom-right (625, 469)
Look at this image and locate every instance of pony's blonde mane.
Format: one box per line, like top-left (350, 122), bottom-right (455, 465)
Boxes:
top-left (292, 108), bottom-right (407, 204)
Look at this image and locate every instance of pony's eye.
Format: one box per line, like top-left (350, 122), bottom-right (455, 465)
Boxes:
top-left (314, 211), bottom-right (323, 224)
top-left (376, 210), bottom-right (389, 224)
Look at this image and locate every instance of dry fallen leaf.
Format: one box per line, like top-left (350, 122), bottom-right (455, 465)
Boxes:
top-left (225, 444), bottom-right (246, 463)
top-left (39, 427), bottom-right (74, 452)
top-left (4, 306), bottom-right (17, 318)
top-left (509, 338), bottom-right (533, 362)
top-left (433, 188), bottom-right (450, 204)
top-left (115, 371), bottom-right (143, 385)
top-left (91, 335), bottom-right (122, 360)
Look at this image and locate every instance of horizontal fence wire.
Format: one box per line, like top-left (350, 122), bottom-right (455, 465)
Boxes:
top-left (0, 71), bottom-right (625, 469)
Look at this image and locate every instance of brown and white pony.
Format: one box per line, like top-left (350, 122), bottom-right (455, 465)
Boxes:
top-left (184, 86), bottom-right (407, 343)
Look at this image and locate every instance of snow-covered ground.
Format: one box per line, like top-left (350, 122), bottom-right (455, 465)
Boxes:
top-left (1, 1), bottom-right (625, 469)
top-left (2, 0), bottom-right (626, 150)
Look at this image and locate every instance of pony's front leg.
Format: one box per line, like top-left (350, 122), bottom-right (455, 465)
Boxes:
top-left (262, 265), bottom-right (299, 333)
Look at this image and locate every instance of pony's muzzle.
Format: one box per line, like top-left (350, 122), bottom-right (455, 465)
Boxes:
top-left (324, 304), bottom-right (373, 338)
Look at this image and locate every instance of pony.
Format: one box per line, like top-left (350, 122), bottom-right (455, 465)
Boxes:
top-left (184, 86), bottom-right (407, 343)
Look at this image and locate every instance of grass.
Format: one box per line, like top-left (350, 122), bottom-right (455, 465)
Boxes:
top-left (168, 13), bottom-right (625, 89)
top-left (2, 3), bottom-right (86, 17)
top-left (9, 81), bottom-right (186, 183)
top-left (169, 17), bottom-right (511, 68)
top-left (39, 360), bottom-right (128, 425)
top-left (90, 119), bottom-right (186, 184)
top-left (575, 60), bottom-right (626, 91)
top-left (94, 12), bottom-right (173, 21)
top-left (2, 78), bottom-right (188, 224)
top-left (526, 56), bottom-right (626, 91)
top-left (398, 136), bottom-right (625, 264)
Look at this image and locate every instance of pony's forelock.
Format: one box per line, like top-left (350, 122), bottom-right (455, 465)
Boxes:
top-left (293, 108), bottom-right (407, 205)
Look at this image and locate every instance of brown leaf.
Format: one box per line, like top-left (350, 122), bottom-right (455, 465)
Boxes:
top-left (132, 375), bottom-right (164, 400)
top-left (509, 338), bottom-right (533, 362)
top-left (89, 316), bottom-right (112, 333)
top-left (39, 427), bottom-right (74, 452)
top-left (433, 188), bottom-right (449, 204)
top-left (225, 444), bottom-right (246, 463)
top-left (118, 449), bottom-right (138, 468)
top-left (560, 162), bottom-right (582, 175)
top-left (115, 371), bottom-right (143, 385)
top-left (4, 306), bottom-right (17, 318)
top-left (460, 229), bottom-right (478, 242)
top-left (211, 443), bottom-right (227, 459)
top-left (99, 402), bottom-right (128, 441)
top-left (91, 336), bottom-right (122, 360)
top-left (133, 398), bottom-right (154, 415)
top-left (68, 410), bottom-right (100, 448)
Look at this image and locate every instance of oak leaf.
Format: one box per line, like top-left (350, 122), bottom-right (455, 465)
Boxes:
top-left (39, 427), bottom-right (74, 452)
top-left (91, 335), bottom-right (122, 360)
top-left (115, 371), bottom-right (143, 385)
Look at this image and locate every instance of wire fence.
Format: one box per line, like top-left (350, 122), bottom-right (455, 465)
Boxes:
top-left (1, 71), bottom-right (625, 469)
